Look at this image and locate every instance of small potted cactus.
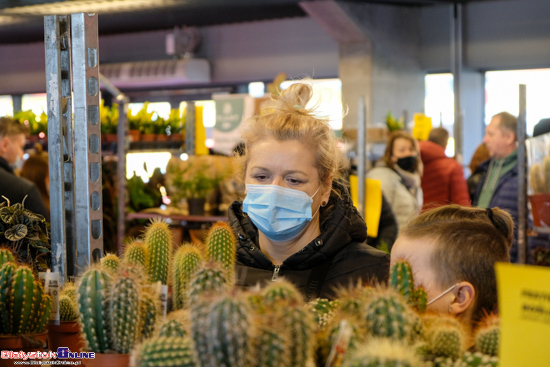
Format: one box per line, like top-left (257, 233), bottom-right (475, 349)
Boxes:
top-left (0, 259), bottom-right (52, 366)
top-left (46, 282), bottom-right (84, 353)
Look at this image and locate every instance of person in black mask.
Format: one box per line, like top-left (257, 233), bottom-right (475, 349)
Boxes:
top-left (368, 130), bottom-right (423, 231)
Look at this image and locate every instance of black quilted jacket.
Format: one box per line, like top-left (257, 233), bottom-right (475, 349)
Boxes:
top-left (228, 186), bottom-right (390, 300)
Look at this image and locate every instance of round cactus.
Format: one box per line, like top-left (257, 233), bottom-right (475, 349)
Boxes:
top-left (474, 313), bottom-right (500, 357)
top-left (130, 336), bottom-right (199, 367)
top-left (422, 313), bottom-right (467, 360)
top-left (123, 240), bottom-right (148, 270)
top-left (77, 268), bottom-right (112, 353)
top-left (144, 220), bottom-right (173, 285)
top-left (205, 222), bottom-right (237, 282)
top-left (59, 294), bottom-right (79, 322)
top-left (364, 288), bottom-right (412, 341)
top-left (308, 298), bottom-right (337, 331)
top-left (256, 321), bottom-right (289, 367)
top-left (460, 351), bottom-right (499, 367)
top-left (187, 262), bottom-right (230, 305)
top-left (61, 281), bottom-right (78, 301)
top-left (158, 319), bottom-right (187, 338)
top-left (344, 338), bottom-right (423, 367)
top-left (172, 243), bottom-right (203, 310)
top-left (100, 253), bottom-right (121, 275)
top-left (262, 278), bottom-right (303, 307)
top-left (110, 275), bottom-right (140, 353)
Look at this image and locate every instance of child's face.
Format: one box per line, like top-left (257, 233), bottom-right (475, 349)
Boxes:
top-left (390, 235), bottom-right (455, 313)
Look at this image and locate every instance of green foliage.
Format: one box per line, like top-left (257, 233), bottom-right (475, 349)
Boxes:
top-left (129, 103), bottom-right (156, 134)
top-left (166, 156), bottom-right (223, 200)
top-left (386, 111), bottom-right (405, 132)
top-left (127, 173), bottom-right (162, 212)
top-left (0, 197), bottom-right (50, 272)
top-left (14, 109), bottom-right (48, 136)
top-left (100, 99), bottom-right (119, 134)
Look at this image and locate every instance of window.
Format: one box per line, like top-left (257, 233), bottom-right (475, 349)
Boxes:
top-left (424, 73), bottom-right (455, 157)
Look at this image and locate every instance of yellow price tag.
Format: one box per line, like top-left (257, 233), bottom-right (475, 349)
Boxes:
top-left (412, 113), bottom-right (432, 141)
top-left (349, 175), bottom-right (382, 238)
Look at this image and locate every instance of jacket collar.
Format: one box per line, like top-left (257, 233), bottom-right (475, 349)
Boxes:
top-left (0, 156), bottom-right (14, 174)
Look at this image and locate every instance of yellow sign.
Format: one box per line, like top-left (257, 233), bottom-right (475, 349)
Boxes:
top-left (349, 175), bottom-right (382, 238)
top-left (195, 105), bottom-right (208, 155)
top-left (412, 113), bottom-right (432, 141)
top-left (495, 262), bottom-right (550, 366)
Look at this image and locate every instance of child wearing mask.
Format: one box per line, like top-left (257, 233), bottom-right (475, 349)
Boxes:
top-left (368, 131), bottom-right (423, 231)
top-left (229, 81), bottom-right (390, 300)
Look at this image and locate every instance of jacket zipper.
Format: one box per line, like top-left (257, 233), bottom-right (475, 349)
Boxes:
top-left (272, 265), bottom-right (281, 281)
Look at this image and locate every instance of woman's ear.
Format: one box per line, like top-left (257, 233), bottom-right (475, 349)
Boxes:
top-left (449, 281), bottom-right (475, 317)
top-left (321, 174), bottom-right (333, 205)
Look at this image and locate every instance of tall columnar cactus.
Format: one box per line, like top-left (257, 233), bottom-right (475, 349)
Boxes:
top-left (0, 262), bottom-right (16, 333)
top-left (422, 313), bottom-right (467, 360)
top-left (9, 266), bottom-right (39, 334)
top-left (474, 313), bottom-right (500, 357)
top-left (187, 262), bottom-right (230, 306)
top-left (275, 300), bottom-right (315, 366)
top-left (204, 293), bottom-right (254, 367)
top-left (138, 292), bottom-right (158, 341)
top-left (130, 336), bottom-right (199, 367)
top-left (123, 240), bottom-right (148, 270)
top-left (256, 318), bottom-right (290, 367)
top-left (100, 253), bottom-right (121, 275)
top-left (172, 244), bottom-right (203, 310)
top-left (144, 220), bottom-right (173, 285)
top-left (0, 248), bottom-right (15, 268)
top-left (110, 275), bottom-right (140, 354)
top-left (205, 222), bottom-right (237, 282)
top-left (343, 338), bottom-right (423, 367)
top-left (77, 268), bottom-right (112, 353)
top-left (35, 295), bottom-right (52, 334)
top-left (390, 259), bottom-right (414, 302)
top-left (364, 287), bottom-right (412, 341)
top-left (410, 287), bottom-right (428, 313)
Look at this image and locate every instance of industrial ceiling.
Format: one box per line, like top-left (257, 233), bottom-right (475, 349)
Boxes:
top-left (0, 0), bottom-right (500, 45)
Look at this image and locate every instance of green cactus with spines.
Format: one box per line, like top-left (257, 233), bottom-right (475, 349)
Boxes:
top-left (205, 292), bottom-right (254, 367)
top-left (317, 313), bottom-right (364, 367)
top-left (364, 287), bottom-right (412, 341)
top-left (144, 220), bottom-right (173, 284)
top-left (0, 262), bottom-right (16, 334)
top-left (28, 280), bottom-right (45, 332)
top-left (158, 319), bottom-right (187, 338)
top-left (123, 240), bottom-right (148, 270)
top-left (262, 278), bottom-right (303, 306)
top-left (410, 287), bottom-right (428, 313)
top-left (110, 274), bottom-right (140, 354)
top-left (422, 313), bottom-right (467, 360)
top-left (9, 266), bottom-right (37, 334)
top-left (34, 294), bottom-right (51, 334)
top-left (0, 248), bottom-right (15, 268)
top-left (130, 336), bottom-right (199, 367)
top-left (190, 297), bottom-right (213, 367)
top-left (333, 283), bottom-right (374, 324)
top-left (280, 300), bottom-right (315, 366)
top-left (344, 338), bottom-right (423, 367)
top-left (205, 221), bottom-right (237, 282)
top-left (100, 253), bottom-right (120, 275)
top-left (59, 294), bottom-right (79, 321)
top-left (460, 351), bottom-right (499, 367)
top-left (390, 259), bottom-right (414, 302)
top-left (308, 298), bottom-right (338, 331)
top-left (77, 268), bottom-right (112, 353)
top-left (61, 281), bottom-right (78, 301)
top-left (138, 292), bottom-right (158, 341)
top-left (256, 318), bottom-right (290, 367)
top-left (172, 243), bottom-right (203, 310)
top-left (187, 262), bottom-right (230, 305)
top-left (474, 313), bottom-right (499, 357)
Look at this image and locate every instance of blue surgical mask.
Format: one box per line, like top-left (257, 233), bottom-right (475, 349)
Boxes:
top-left (243, 184), bottom-right (321, 242)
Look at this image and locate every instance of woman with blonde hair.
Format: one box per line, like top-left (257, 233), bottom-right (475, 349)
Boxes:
top-left (367, 130), bottom-right (423, 231)
top-left (229, 81), bottom-right (390, 300)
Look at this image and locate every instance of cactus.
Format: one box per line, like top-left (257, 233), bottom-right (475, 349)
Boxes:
top-left (422, 313), bottom-right (467, 360)
top-left (9, 266), bottom-right (38, 334)
top-left (460, 351), bottom-right (499, 367)
top-left (280, 301), bottom-right (315, 366)
top-left (77, 268), bottom-right (112, 353)
top-left (317, 314), bottom-right (364, 367)
top-left (308, 298), bottom-right (338, 331)
top-left (474, 313), bottom-right (499, 357)
top-left (34, 294), bottom-right (51, 334)
top-left (144, 220), bottom-right (173, 284)
top-left (0, 262), bottom-right (16, 333)
top-left (334, 283), bottom-right (373, 323)
top-left (187, 262), bottom-right (230, 305)
top-left (205, 221), bottom-right (237, 282)
top-left (138, 292), bottom-right (158, 341)
top-left (0, 248), bottom-right (15, 268)
top-left (61, 281), bottom-right (78, 301)
top-left (59, 294), bottom-right (79, 322)
top-left (123, 240), bottom-right (148, 270)
top-left (410, 287), bottom-right (428, 313)
top-left (110, 274), bottom-right (140, 354)
top-left (100, 253), bottom-right (121, 275)
top-left (172, 243), bottom-right (203, 310)
top-left (364, 287), bottom-right (412, 341)
top-left (130, 336), bottom-right (199, 367)
top-left (262, 278), bottom-right (303, 306)
top-left (256, 319), bottom-right (290, 367)
top-left (390, 259), bottom-right (414, 302)
top-left (158, 319), bottom-right (187, 338)
top-left (204, 293), bottom-right (254, 367)
top-left (344, 338), bottom-right (423, 367)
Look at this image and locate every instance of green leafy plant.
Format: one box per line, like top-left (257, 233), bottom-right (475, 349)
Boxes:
top-left (0, 196), bottom-right (50, 271)
top-left (100, 99), bottom-right (119, 134)
top-left (386, 111), bottom-right (405, 132)
top-left (129, 103), bottom-right (156, 134)
top-left (14, 109), bottom-right (48, 136)
top-left (166, 156), bottom-right (224, 200)
top-left (165, 108), bottom-right (185, 136)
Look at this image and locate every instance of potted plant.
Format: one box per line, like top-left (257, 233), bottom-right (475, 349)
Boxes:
top-left (134, 103), bottom-right (156, 142)
top-left (154, 116), bottom-right (171, 142)
top-left (166, 108), bottom-right (185, 142)
top-left (0, 196), bottom-right (51, 272)
top-left (166, 155), bottom-right (225, 215)
top-left (100, 99), bottom-right (119, 143)
top-left (47, 282), bottom-right (85, 354)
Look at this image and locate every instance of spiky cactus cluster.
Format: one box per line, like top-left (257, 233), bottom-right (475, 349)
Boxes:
top-left (172, 244), bottom-right (203, 310)
top-left (422, 313), bottom-right (467, 360)
top-left (474, 313), bottom-right (500, 357)
top-left (123, 240), bottom-right (148, 270)
top-left (187, 262), bottom-right (229, 306)
top-left (364, 287), bottom-right (412, 341)
top-left (59, 295), bottom-right (78, 322)
top-left (390, 259), bottom-right (428, 312)
top-left (344, 338), bottom-right (423, 367)
top-left (0, 248), bottom-right (15, 267)
top-left (77, 267), bottom-right (158, 354)
top-left (130, 336), bottom-right (199, 367)
top-left (0, 263), bottom-right (51, 336)
top-left (144, 220), bottom-right (173, 285)
top-left (100, 253), bottom-right (121, 274)
top-left (205, 221), bottom-right (237, 282)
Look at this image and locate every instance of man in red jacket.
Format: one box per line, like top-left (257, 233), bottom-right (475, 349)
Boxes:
top-left (419, 127), bottom-right (470, 211)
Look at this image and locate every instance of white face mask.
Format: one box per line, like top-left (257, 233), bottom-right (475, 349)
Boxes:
top-left (427, 284), bottom-right (458, 306)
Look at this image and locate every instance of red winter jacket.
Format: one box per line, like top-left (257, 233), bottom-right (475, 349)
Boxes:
top-left (419, 140), bottom-right (471, 211)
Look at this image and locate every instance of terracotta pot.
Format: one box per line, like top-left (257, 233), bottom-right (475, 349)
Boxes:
top-left (0, 332), bottom-right (48, 367)
top-left (141, 133), bottom-right (156, 142)
top-left (47, 321), bottom-right (85, 353)
top-left (81, 352), bottom-right (130, 367)
top-left (529, 193), bottom-right (550, 227)
top-left (170, 132), bottom-right (183, 141)
top-left (156, 134), bottom-right (169, 142)
top-left (128, 129), bottom-right (141, 142)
